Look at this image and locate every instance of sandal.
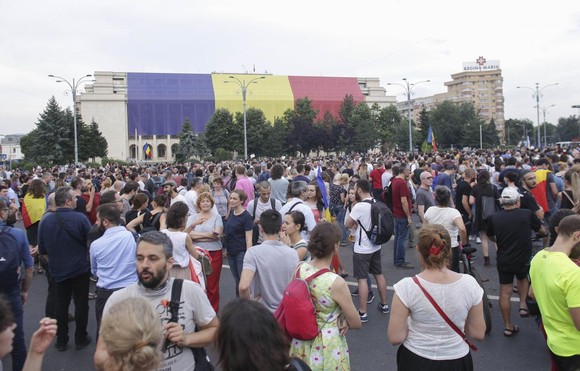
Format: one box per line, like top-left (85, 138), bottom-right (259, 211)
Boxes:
top-left (519, 308), bottom-right (529, 318)
top-left (504, 325), bottom-right (519, 337)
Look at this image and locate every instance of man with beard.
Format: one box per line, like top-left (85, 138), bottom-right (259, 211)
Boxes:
top-left (96, 231), bottom-right (219, 371)
top-left (89, 204), bottom-right (137, 335)
top-left (390, 165), bottom-right (414, 269)
top-left (163, 180), bottom-right (187, 207)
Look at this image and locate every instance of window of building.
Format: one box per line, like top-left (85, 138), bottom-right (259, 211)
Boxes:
top-left (129, 145), bottom-right (136, 159)
top-left (157, 144), bottom-right (166, 158)
top-left (171, 144), bottom-right (178, 157)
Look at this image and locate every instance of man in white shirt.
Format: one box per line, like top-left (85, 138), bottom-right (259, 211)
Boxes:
top-left (163, 180), bottom-right (187, 206)
top-left (345, 179), bottom-right (390, 323)
top-left (249, 181), bottom-right (282, 244)
top-left (279, 181), bottom-right (316, 241)
top-left (381, 162), bottom-right (393, 190)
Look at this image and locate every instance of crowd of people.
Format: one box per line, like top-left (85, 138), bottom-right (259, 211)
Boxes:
top-left (0, 143), bottom-right (579, 371)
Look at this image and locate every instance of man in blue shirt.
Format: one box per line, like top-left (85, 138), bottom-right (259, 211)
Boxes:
top-left (0, 200), bottom-right (33, 371)
top-left (38, 186), bottom-right (92, 352)
top-left (90, 203), bottom-right (138, 334)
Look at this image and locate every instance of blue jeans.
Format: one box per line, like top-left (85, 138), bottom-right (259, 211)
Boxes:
top-left (394, 218), bottom-right (410, 266)
top-left (3, 287), bottom-right (26, 371)
top-left (227, 251), bottom-right (246, 296)
top-left (330, 204), bottom-right (347, 242)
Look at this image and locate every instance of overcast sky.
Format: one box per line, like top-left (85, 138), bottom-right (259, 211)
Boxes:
top-left (1, 0), bottom-right (579, 136)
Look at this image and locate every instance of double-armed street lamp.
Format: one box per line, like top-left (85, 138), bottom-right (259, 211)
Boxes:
top-left (516, 82), bottom-right (558, 148)
top-left (538, 104), bottom-right (555, 148)
top-left (48, 74), bottom-right (93, 167)
top-left (224, 75), bottom-right (266, 159)
top-left (387, 78), bottom-right (430, 153)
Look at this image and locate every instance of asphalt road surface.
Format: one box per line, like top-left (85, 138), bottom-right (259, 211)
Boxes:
top-left (2, 219), bottom-right (551, 371)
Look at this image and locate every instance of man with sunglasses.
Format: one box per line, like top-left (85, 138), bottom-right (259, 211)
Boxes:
top-left (416, 171), bottom-right (435, 227)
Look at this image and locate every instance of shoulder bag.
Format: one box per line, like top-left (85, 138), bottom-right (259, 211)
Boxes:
top-left (412, 275), bottom-right (478, 351)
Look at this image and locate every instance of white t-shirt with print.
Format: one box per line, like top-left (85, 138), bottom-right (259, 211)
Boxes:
top-left (103, 278), bottom-right (216, 371)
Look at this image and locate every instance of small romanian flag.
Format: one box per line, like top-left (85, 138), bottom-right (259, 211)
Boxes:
top-left (143, 143), bottom-right (153, 159)
top-left (427, 126), bottom-right (437, 153)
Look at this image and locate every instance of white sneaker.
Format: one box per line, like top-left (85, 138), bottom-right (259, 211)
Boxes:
top-left (476, 237), bottom-right (481, 244)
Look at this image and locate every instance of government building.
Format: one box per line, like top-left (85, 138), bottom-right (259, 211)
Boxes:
top-left (78, 72), bottom-right (394, 161)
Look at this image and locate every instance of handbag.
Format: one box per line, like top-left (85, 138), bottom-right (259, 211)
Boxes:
top-left (412, 276), bottom-right (478, 351)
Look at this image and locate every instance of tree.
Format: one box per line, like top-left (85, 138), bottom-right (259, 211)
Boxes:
top-left (350, 102), bottom-right (378, 153)
top-left (556, 116), bottom-right (580, 142)
top-left (483, 119), bottom-right (500, 147)
top-left (333, 95), bottom-right (357, 154)
top-left (176, 118), bottom-right (198, 162)
top-left (504, 119), bottom-right (534, 146)
top-left (204, 108), bottom-right (236, 154)
top-left (77, 118), bottom-right (108, 162)
top-left (237, 108), bottom-right (271, 157)
top-left (285, 98), bottom-right (318, 156)
top-left (376, 105), bottom-right (403, 149)
top-left (191, 132), bottom-right (210, 159)
top-left (417, 107), bottom-right (431, 142)
top-left (262, 117), bottom-right (289, 157)
top-left (21, 96), bottom-right (72, 164)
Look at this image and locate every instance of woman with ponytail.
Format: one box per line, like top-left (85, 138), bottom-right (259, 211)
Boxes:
top-left (388, 224), bottom-right (485, 371)
top-left (95, 297), bottom-right (163, 371)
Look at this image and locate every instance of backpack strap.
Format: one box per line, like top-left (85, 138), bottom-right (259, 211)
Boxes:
top-left (295, 262), bottom-right (331, 281)
top-left (162, 278), bottom-right (184, 352)
top-left (270, 198), bottom-right (276, 210)
top-left (169, 278), bottom-right (184, 323)
top-left (251, 198), bottom-right (259, 218)
top-left (288, 201), bottom-right (303, 213)
top-left (357, 199), bottom-right (374, 245)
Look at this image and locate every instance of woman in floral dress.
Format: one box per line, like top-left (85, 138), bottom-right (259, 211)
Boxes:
top-left (290, 222), bottom-right (361, 370)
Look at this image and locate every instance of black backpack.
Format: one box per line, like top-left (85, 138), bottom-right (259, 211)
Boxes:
top-left (380, 183), bottom-right (393, 210)
top-left (358, 199), bottom-right (394, 245)
top-left (0, 226), bottom-right (21, 290)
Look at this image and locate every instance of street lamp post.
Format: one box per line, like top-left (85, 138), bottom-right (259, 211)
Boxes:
top-left (387, 78), bottom-right (430, 153)
top-left (224, 75), bottom-right (266, 159)
top-left (539, 104), bottom-right (555, 148)
top-left (48, 74), bottom-right (93, 167)
top-left (516, 82), bottom-right (558, 148)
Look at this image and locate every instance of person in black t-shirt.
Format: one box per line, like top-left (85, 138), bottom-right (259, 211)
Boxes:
top-left (455, 168), bottom-right (475, 224)
top-left (487, 187), bottom-right (544, 337)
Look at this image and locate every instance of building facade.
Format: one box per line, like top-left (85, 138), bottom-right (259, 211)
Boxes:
top-left (78, 72), bottom-right (395, 161)
top-left (395, 57), bottom-right (505, 143)
top-left (0, 134), bottom-right (24, 167)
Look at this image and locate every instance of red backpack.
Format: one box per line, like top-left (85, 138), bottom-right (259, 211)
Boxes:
top-left (274, 263), bottom-right (331, 340)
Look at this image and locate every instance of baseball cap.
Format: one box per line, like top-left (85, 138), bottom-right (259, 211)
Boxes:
top-left (501, 187), bottom-right (521, 202)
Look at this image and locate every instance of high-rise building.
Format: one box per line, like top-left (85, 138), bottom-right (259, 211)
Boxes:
top-left (396, 57), bottom-right (505, 143)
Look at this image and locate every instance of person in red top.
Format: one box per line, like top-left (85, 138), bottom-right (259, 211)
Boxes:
top-left (369, 161), bottom-right (386, 201)
top-left (80, 179), bottom-right (100, 225)
top-left (391, 165), bottom-right (414, 269)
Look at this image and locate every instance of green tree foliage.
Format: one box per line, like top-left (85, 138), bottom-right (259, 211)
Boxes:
top-left (504, 119), bottom-right (534, 146)
top-left (350, 103), bottom-right (378, 153)
top-left (236, 108), bottom-right (271, 157)
top-left (285, 98), bottom-right (318, 156)
top-left (21, 97), bottom-right (108, 164)
top-left (263, 117), bottom-right (289, 157)
top-left (204, 108), bottom-right (236, 153)
top-left (376, 105), bottom-right (403, 149)
top-left (191, 132), bottom-right (210, 159)
top-left (80, 118), bottom-right (108, 162)
top-left (556, 116), bottom-right (580, 142)
top-left (176, 118), bottom-right (197, 162)
top-left (484, 119), bottom-right (500, 147)
top-left (417, 107), bottom-right (430, 142)
top-left (21, 97), bottom-right (71, 164)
